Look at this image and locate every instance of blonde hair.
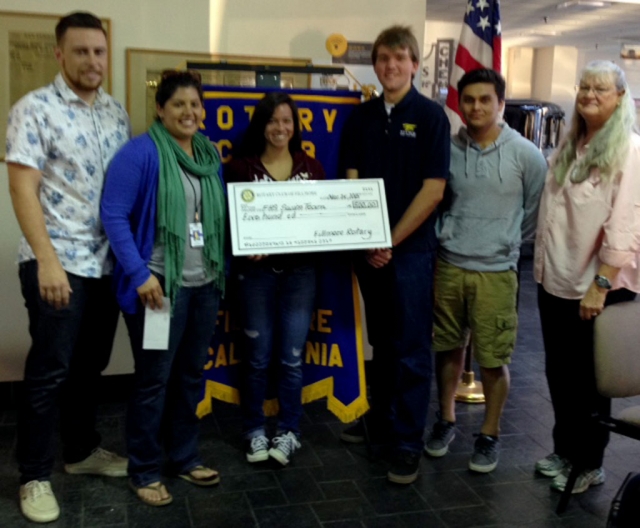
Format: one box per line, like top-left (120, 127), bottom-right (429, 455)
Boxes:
top-left (552, 60), bottom-right (636, 185)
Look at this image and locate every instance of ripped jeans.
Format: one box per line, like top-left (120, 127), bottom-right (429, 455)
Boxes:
top-left (236, 263), bottom-right (316, 438)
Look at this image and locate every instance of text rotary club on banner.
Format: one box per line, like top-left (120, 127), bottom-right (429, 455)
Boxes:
top-left (202, 89), bottom-right (359, 169)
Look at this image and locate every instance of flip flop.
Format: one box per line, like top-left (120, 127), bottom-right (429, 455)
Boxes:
top-left (129, 479), bottom-right (173, 506)
top-left (178, 465), bottom-right (220, 487)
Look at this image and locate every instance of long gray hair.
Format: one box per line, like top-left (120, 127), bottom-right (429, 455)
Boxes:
top-left (552, 60), bottom-right (636, 185)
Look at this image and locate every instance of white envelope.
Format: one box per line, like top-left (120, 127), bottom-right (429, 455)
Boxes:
top-left (143, 298), bottom-right (171, 350)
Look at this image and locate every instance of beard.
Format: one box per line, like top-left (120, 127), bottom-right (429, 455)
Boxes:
top-left (63, 65), bottom-right (103, 93)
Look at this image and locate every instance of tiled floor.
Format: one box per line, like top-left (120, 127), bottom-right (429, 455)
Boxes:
top-left (1, 259), bottom-right (639, 527)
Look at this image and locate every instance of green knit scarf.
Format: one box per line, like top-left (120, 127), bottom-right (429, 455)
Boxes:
top-left (149, 120), bottom-right (226, 309)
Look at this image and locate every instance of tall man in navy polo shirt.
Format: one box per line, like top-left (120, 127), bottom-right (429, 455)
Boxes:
top-left (340, 25), bottom-right (450, 484)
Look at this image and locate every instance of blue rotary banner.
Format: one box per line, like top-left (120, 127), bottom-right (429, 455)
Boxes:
top-left (195, 86), bottom-right (369, 423)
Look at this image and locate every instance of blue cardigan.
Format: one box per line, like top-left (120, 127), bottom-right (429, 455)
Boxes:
top-left (101, 133), bottom-right (224, 314)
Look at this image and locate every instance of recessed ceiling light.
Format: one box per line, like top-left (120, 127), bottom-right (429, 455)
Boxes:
top-left (527, 29), bottom-right (563, 36)
top-left (557, 0), bottom-right (610, 8)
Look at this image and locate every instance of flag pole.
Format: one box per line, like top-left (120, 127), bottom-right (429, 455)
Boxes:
top-left (446, 0), bottom-right (503, 405)
top-left (455, 344), bottom-right (485, 403)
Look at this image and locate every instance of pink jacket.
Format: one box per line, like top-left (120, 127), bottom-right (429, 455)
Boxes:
top-left (534, 133), bottom-right (640, 299)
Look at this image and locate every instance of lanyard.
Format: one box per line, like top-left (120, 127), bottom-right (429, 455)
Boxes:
top-left (182, 167), bottom-right (201, 222)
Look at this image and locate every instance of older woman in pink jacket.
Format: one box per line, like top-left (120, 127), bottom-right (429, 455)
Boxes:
top-left (534, 60), bottom-right (640, 494)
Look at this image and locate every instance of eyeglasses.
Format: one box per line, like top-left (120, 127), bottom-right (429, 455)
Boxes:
top-left (160, 69), bottom-right (202, 84)
top-left (577, 84), bottom-right (615, 96)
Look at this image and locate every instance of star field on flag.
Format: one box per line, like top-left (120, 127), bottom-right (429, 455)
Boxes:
top-left (445, 0), bottom-right (502, 134)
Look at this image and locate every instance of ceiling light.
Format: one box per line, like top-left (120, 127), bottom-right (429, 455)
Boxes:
top-left (527, 29), bottom-right (563, 36)
top-left (557, 0), bottom-right (610, 8)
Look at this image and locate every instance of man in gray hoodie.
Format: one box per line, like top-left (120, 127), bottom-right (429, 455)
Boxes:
top-left (424, 69), bottom-right (547, 473)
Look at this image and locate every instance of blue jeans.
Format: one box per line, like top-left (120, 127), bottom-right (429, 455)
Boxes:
top-left (237, 263), bottom-right (316, 438)
top-left (17, 260), bottom-right (120, 484)
top-left (123, 278), bottom-right (220, 487)
top-left (355, 249), bottom-right (436, 454)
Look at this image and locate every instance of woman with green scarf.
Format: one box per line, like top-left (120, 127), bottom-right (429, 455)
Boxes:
top-left (101, 70), bottom-right (225, 506)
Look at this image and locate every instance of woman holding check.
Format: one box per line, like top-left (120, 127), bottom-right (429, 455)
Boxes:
top-left (101, 70), bottom-right (225, 505)
top-left (226, 92), bottom-right (325, 466)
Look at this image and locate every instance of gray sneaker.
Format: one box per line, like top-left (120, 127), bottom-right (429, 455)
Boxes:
top-left (550, 466), bottom-right (605, 494)
top-left (535, 453), bottom-right (569, 477)
top-left (424, 417), bottom-right (456, 457)
top-left (468, 434), bottom-right (500, 473)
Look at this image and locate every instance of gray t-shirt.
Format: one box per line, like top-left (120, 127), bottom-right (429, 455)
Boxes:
top-left (148, 166), bottom-right (212, 287)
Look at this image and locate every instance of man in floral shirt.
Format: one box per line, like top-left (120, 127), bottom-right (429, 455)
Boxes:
top-left (6, 12), bottom-right (130, 523)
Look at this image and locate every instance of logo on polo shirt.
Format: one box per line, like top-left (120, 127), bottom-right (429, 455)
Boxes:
top-left (400, 123), bottom-right (417, 138)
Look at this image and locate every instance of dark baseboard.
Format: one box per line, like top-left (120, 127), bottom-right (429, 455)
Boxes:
top-left (0, 374), bottom-right (134, 410)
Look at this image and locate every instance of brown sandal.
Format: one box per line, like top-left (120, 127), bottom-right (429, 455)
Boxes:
top-left (129, 480), bottom-right (173, 506)
top-left (178, 465), bottom-right (220, 487)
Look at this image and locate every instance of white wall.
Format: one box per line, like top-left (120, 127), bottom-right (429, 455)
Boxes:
top-left (532, 47), bottom-right (555, 102)
top-left (212, 0), bottom-right (424, 59)
top-left (506, 47), bottom-right (534, 99)
top-left (0, 0), bottom-right (425, 380)
top-left (549, 46), bottom-right (578, 124)
top-left (424, 20), bottom-right (461, 44)
top-left (530, 46), bottom-right (578, 123)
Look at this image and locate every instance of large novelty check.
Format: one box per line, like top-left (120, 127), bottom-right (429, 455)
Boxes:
top-left (227, 179), bottom-right (392, 255)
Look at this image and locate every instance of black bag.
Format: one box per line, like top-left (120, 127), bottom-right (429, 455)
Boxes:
top-left (607, 472), bottom-right (640, 527)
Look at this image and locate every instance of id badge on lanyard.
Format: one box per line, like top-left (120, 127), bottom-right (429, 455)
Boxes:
top-left (186, 171), bottom-right (204, 248)
top-left (189, 220), bottom-right (204, 248)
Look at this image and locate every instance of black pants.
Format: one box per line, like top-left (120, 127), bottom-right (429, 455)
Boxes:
top-left (537, 285), bottom-right (636, 469)
top-left (355, 250), bottom-right (436, 454)
top-left (17, 260), bottom-right (119, 483)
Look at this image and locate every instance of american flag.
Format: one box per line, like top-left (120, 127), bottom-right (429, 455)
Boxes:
top-left (445, 0), bottom-right (502, 134)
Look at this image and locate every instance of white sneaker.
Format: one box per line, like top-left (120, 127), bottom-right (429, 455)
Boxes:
top-left (64, 447), bottom-right (128, 477)
top-left (551, 466), bottom-right (605, 494)
top-left (20, 481), bottom-right (60, 523)
top-left (268, 431), bottom-right (301, 466)
top-left (535, 453), bottom-right (569, 477)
